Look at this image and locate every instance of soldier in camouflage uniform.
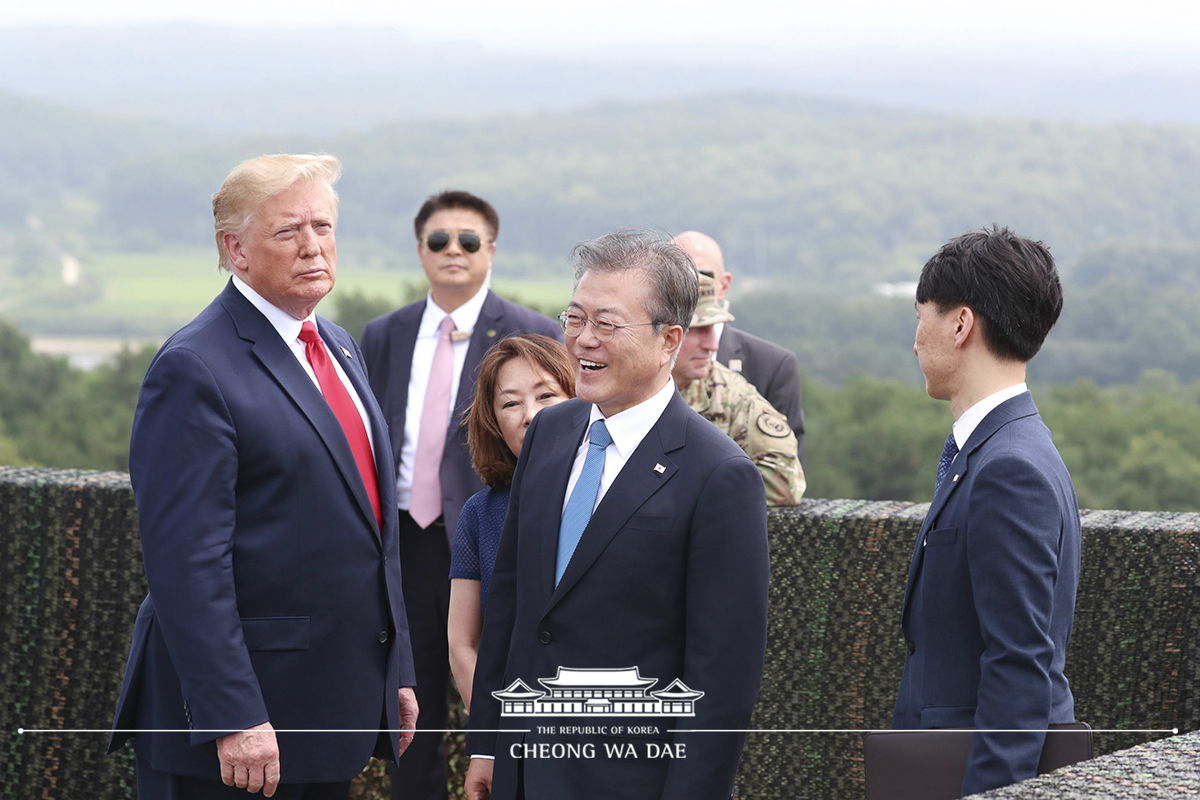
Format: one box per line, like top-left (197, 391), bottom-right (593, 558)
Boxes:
top-left (673, 271), bottom-right (805, 506)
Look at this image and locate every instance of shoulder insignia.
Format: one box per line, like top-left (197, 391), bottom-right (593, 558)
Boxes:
top-left (756, 413), bottom-right (790, 438)
top-left (729, 358), bottom-right (743, 372)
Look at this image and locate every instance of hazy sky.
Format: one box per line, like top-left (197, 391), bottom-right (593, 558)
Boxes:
top-left (5, 0), bottom-right (1197, 57)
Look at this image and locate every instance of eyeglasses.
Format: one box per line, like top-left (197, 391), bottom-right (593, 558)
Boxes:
top-left (559, 311), bottom-right (657, 342)
top-left (426, 230), bottom-right (486, 253)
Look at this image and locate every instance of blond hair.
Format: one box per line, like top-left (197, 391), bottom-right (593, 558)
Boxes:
top-left (212, 154), bottom-right (342, 272)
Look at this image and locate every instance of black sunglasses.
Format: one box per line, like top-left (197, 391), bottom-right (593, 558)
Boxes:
top-left (426, 230), bottom-right (484, 253)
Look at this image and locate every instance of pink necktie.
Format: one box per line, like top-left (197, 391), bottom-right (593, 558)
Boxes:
top-left (298, 322), bottom-right (382, 532)
top-left (409, 316), bottom-right (456, 528)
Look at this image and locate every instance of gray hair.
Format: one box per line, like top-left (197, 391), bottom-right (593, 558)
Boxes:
top-left (570, 228), bottom-right (699, 334)
top-left (212, 153), bottom-right (342, 272)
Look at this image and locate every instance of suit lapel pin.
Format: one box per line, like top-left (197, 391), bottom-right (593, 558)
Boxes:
top-left (340, 346), bottom-right (353, 359)
top-left (654, 463), bottom-right (666, 474)
top-left (729, 359), bottom-right (743, 373)
top-left (953, 474), bottom-right (959, 482)
top-left (486, 328), bottom-right (498, 339)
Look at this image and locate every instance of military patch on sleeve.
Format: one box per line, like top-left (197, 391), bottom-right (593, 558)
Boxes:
top-left (757, 413), bottom-right (790, 438)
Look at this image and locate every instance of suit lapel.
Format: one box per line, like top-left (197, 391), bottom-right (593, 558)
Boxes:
top-left (900, 392), bottom-right (1041, 620)
top-left (452, 291), bottom-right (505, 447)
top-left (546, 394), bottom-right (687, 609)
top-left (535, 404), bottom-right (591, 608)
top-left (220, 284), bottom-right (380, 541)
top-left (385, 302), bottom-right (424, 468)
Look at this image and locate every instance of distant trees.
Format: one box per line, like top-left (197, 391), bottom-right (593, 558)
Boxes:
top-left (0, 318), bottom-right (155, 471)
top-left (3, 313), bottom-right (1197, 512)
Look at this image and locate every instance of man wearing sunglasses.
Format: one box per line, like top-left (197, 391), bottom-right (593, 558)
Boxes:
top-left (361, 190), bottom-right (561, 800)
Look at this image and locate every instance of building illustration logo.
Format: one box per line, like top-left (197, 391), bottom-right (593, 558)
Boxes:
top-left (492, 667), bottom-right (704, 717)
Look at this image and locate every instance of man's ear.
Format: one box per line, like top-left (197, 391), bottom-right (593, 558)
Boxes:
top-left (224, 232), bottom-right (248, 272)
top-left (718, 271), bottom-right (732, 299)
top-left (954, 306), bottom-right (976, 348)
top-left (662, 324), bottom-right (684, 362)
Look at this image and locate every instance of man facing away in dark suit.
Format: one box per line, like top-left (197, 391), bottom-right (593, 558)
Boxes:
top-left (892, 226), bottom-right (1082, 796)
top-left (672, 231), bottom-right (806, 464)
top-left (464, 229), bottom-right (770, 800)
top-left (360, 191), bottom-right (561, 800)
top-left (108, 154), bottom-right (419, 799)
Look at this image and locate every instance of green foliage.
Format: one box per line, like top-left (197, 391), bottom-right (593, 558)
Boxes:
top-left (0, 318), bottom-right (75, 440)
top-left (0, 318), bottom-right (156, 471)
top-left (803, 375), bottom-right (948, 502)
top-left (332, 287), bottom-right (406, 343)
top-left (804, 372), bottom-right (1200, 512)
top-left (13, 344), bottom-right (157, 471)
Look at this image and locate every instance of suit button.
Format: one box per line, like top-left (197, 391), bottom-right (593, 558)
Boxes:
top-left (379, 631), bottom-right (389, 643)
top-left (907, 641), bottom-right (915, 655)
top-left (539, 631), bottom-right (552, 644)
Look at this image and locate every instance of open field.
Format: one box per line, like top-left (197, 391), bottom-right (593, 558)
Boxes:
top-left (6, 248), bottom-right (575, 352)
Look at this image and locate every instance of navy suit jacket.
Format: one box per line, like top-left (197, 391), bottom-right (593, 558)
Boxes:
top-left (108, 281), bottom-right (416, 783)
top-left (892, 392), bottom-right (1081, 796)
top-left (716, 325), bottom-right (805, 463)
top-left (467, 393), bottom-right (770, 800)
top-left (359, 290), bottom-right (561, 535)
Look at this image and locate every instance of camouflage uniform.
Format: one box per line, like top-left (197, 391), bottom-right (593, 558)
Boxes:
top-left (680, 360), bottom-right (805, 506)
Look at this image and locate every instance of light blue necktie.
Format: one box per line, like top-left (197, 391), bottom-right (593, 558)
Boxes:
top-left (556, 419), bottom-right (612, 586)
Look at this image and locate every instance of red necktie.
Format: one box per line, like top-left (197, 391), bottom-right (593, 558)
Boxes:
top-left (298, 321), bottom-right (383, 532)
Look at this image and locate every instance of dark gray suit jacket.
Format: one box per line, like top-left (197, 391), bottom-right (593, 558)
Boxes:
top-left (359, 290), bottom-right (561, 536)
top-left (716, 324), bottom-right (805, 463)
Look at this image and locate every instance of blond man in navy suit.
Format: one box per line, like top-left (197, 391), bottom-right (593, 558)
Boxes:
top-left (110, 154), bottom-right (417, 799)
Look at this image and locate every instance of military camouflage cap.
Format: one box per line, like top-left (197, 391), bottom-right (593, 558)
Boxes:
top-left (691, 270), bottom-right (735, 328)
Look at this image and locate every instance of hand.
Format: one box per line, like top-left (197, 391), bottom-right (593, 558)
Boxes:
top-left (397, 687), bottom-right (419, 756)
top-left (217, 722), bottom-right (280, 797)
top-left (464, 758), bottom-right (493, 800)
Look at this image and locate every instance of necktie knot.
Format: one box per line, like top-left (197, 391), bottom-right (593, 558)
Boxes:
top-left (935, 432), bottom-right (959, 493)
top-left (439, 316), bottom-right (456, 337)
top-left (298, 320), bottom-right (321, 345)
top-left (588, 419), bottom-right (613, 450)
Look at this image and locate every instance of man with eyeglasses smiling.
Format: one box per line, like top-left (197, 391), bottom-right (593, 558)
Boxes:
top-left (361, 191), bottom-right (561, 800)
top-left (465, 229), bottom-right (769, 800)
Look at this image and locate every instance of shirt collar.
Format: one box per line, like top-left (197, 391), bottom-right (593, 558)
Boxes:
top-left (420, 284), bottom-right (489, 337)
top-left (953, 382), bottom-right (1029, 449)
top-left (231, 274), bottom-right (315, 341)
top-left (586, 379), bottom-right (676, 458)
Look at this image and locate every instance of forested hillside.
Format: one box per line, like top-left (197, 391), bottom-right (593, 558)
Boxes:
top-left (6, 90), bottom-right (1200, 287)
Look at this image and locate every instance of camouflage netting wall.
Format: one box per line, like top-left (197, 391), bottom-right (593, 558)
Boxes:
top-left (737, 499), bottom-right (1200, 800)
top-left (2, 470), bottom-right (1197, 800)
